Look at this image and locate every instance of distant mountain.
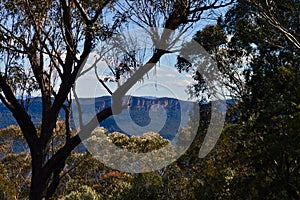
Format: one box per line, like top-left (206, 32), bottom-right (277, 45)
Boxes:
top-left (72, 96), bottom-right (197, 139)
top-left (0, 97), bottom-right (44, 128)
top-left (0, 96), bottom-right (234, 140)
top-left (0, 96), bottom-right (198, 139)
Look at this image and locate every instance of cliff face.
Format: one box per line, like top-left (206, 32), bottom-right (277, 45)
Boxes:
top-left (94, 96), bottom-right (187, 114)
top-left (128, 97), bottom-right (180, 111)
top-left (93, 96), bottom-right (187, 116)
top-left (94, 96), bottom-right (195, 139)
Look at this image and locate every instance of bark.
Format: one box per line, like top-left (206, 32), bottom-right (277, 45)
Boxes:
top-left (29, 150), bottom-right (46, 200)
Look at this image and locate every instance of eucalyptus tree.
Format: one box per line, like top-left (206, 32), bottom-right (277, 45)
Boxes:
top-left (0, 0), bottom-right (234, 199)
top-left (176, 0), bottom-right (300, 198)
top-left (224, 1), bottom-right (300, 198)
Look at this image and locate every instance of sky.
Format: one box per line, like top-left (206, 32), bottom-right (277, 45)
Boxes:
top-left (74, 53), bottom-right (197, 101)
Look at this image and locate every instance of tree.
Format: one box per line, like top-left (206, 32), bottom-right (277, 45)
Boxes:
top-left (0, 0), bottom-right (234, 199)
top-left (178, 0), bottom-right (300, 199)
top-left (59, 185), bottom-right (103, 200)
top-left (246, 0), bottom-right (300, 50)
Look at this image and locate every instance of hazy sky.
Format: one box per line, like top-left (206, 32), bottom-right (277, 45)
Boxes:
top-left (74, 53), bottom-right (197, 101)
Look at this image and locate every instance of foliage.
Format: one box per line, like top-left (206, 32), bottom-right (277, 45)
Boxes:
top-left (174, 0), bottom-right (300, 199)
top-left (57, 128), bottom-right (170, 200)
top-left (107, 131), bottom-right (170, 153)
top-left (0, 163), bottom-right (17, 200)
top-left (59, 185), bottom-right (103, 200)
top-left (0, 126), bottom-right (31, 199)
top-left (182, 1), bottom-right (300, 199)
top-left (223, 1), bottom-right (300, 198)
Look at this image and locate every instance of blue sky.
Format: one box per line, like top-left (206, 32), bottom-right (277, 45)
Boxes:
top-left (74, 53), bottom-right (197, 101)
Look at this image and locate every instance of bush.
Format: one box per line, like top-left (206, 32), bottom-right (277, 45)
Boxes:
top-left (59, 185), bottom-right (102, 200)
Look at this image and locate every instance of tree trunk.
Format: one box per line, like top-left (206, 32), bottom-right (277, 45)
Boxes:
top-left (29, 150), bottom-right (70, 200)
top-left (29, 151), bottom-right (47, 200)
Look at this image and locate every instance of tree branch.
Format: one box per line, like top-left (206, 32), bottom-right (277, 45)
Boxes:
top-left (73, 0), bottom-right (91, 24)
top-left (250, 0), bottom-right (300, 50)
top-left (42, 106), bottom-right (113, 179)
top-left (60, 0), bottom-right (76, 75)
top-left (190, 0), bottom-right (234, 14)
top-left (0, 74), bottom-right (39, 152)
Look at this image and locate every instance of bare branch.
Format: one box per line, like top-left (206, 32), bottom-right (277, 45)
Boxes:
top-left (40, 28), bottom-right (65, 67)
top-left (0, 74), bottom-right (39, 152)
top-left (72, 86), bottom-right (84, 128)
top-left (73, 0), bottom-right (91, 24)
top-left (94, 61), bottom-right (113, 95)
top-left (249, 0), bottom-right (300, 50)
top-left (60, 0), bottom-right (76, 74)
